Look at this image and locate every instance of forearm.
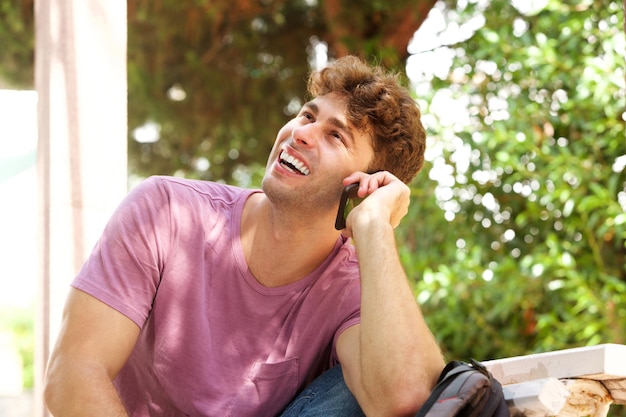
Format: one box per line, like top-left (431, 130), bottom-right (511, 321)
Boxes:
top-left (353, 218), bottom-right (444, 412)
top-left (44, 356), bottom-right (129, 417)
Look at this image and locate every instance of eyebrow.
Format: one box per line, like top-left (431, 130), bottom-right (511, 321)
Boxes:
top-left (302, 101), bottom-right (355, 144)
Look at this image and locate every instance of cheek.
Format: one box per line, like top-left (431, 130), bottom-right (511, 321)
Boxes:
top-left (363, 153), bottom-right (378, 174)
top-left (327, 158), bottom-right (364, 181)
top-left (358, 148), bottom-right (376, 174)
top-left (347, 151), bottom-right (375, 175)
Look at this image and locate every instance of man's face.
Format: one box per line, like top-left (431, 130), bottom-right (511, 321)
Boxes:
top-left (262, 93), bottom-right (374, 214)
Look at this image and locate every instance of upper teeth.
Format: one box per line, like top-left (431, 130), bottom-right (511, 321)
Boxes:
top-left (280, 151), bottom-right (310, 176)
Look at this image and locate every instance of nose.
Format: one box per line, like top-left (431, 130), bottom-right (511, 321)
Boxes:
top-left (292, 124), bottom-right (316, 147)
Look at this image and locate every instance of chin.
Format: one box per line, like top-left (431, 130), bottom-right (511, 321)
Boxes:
top-left (261, 175), bottom-right (287, 203)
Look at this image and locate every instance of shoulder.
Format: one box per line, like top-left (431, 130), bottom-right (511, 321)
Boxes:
top-left (135, 176), bottom-right (245, 197)
top-left (105, 177), bottom-right (253, 231)
top-left (130, 176), bottom-right (255, 207)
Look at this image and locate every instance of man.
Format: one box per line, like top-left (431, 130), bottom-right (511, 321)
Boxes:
top-left (44, 55), bottom-right (445, 417)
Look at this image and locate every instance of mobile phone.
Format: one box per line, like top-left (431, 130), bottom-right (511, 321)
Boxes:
top-left (335, 183), bottom-right (361, 230)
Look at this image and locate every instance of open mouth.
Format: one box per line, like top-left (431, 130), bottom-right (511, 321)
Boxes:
top-left (279, 150), bottom-right (310, 176)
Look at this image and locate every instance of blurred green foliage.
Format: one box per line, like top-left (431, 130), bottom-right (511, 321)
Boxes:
top-left (0, 0), bottom-right (33, 88)
top-left (0, 307), bottom-right (34, 389)
top-left (401, 0), bottom-right (625, 365)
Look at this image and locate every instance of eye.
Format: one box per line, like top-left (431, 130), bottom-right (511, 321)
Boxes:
top-left (330, 131), bottom-right (345, 143)
top-left (300, 111), bottom-right (315, 122)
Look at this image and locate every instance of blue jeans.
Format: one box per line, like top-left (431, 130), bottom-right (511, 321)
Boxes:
top-left (279, 365), bottom-right (366, 417)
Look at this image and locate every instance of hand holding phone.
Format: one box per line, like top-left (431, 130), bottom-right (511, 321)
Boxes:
top-left (336, 171), bottom-right (411, 233)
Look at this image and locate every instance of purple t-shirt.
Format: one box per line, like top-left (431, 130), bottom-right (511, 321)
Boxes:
top-left (72, 176), bottom-right (361, 417)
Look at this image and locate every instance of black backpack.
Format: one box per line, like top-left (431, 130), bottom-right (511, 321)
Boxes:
top-left (415, 359), bottom-right (510, 417)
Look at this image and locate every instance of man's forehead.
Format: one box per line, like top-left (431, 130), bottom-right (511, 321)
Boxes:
top-left (303, 93), bottom-right (346, 110)
top-left (304, 95), bottom-right (355, 126)
top-left (303, 97), bottom-right (351, 129)
top-left (306, 95), bottom-right (373, 133)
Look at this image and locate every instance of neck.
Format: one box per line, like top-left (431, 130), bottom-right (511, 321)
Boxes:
top-left (241, 193), bottom-right (341, 287)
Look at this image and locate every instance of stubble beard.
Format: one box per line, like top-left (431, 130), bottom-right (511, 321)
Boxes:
top-left (261, 175), bottom-right (344, 223)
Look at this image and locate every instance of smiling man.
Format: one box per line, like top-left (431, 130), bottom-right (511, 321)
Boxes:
top-left (43, 56), bottom-right (444, 417)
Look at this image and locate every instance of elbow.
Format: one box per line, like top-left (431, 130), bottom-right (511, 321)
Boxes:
top-left (362, 379), bottom-right (434, 417)
top-left (375, 365), bottom-right (444, 417)
top-left (392, 356), bottom-right (446, 415)
top-left (384, 385), bottom-right (432, 417)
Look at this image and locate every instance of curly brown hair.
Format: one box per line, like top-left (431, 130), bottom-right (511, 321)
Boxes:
top-left (307, 55), bottom-right (426, 184)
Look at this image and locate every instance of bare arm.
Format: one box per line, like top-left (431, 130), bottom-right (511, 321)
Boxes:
top-left (44, 288), bottom-right (140, 417)
top-left (336, 171), bottom-right (445, 417)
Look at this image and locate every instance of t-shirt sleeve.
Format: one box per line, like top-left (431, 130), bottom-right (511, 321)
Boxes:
top-left (72, 176), bottom-right (172, 327)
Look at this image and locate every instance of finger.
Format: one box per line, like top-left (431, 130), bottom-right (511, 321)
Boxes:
top-left (342, 171), bottom-right (367, 186)
top-left (342, 172), bottom-right (374, 198)
top-left (362, 171), bottom-right (395, 194)
top-left (363, 177), bottom-right (380, 195)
